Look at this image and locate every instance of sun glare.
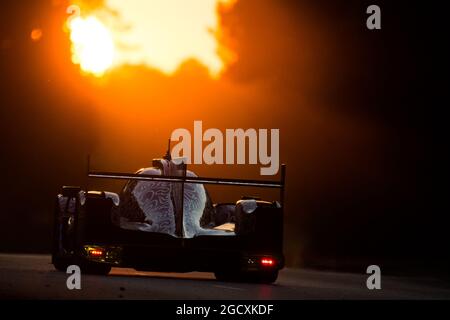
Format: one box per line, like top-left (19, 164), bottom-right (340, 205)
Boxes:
top-left (66, 0), bottom-right (237, 77)
top-left (68, 16), bottom-right (115, 77)
top-left (107, 0), bottom-right (229, 77)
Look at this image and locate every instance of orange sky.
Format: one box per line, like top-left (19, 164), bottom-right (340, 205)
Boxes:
top-left (67, 0), bottom-right (237, 77)
top-left (0, 0), bottom-right (433, 265)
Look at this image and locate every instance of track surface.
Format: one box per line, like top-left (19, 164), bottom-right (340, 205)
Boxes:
top-left (1, 254), bottom-right (449, 299)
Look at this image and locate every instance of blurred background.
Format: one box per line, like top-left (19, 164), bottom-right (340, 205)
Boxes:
top-left (0, 0), bottom-right (445, 275)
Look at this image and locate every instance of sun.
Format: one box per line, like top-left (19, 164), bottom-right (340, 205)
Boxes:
top-left (68, 15), bottom-right (115, 77)
top-left (66, 1), bottom-right (237, 77)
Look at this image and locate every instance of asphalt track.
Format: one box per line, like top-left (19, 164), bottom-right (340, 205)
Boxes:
top-left (1, 254), bottom-right (449, 299)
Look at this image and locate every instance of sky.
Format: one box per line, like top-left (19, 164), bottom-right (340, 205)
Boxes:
top-left (0, 0), bottom-right (445, 273)
top-left (106, 0), bottom-right (225, 75)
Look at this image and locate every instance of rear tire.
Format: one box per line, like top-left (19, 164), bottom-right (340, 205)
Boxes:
top-left (53, 256), bottom-right (110, 275)
top-left (214, 270), bottom-right (239, 282)
top-left (81, 262), bottom-right (111, 275)
top-left (52, 255), bottom-right (70, 272)
top-left (214, 270), bottom-right (278, 284)
top-left (52, 195), bottom-right (75, 273)
top-left (257, 270), bottom-right (278, 284)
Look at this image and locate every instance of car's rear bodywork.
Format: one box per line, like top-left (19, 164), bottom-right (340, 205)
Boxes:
top-left (52, 155), bottom-right (286, 283)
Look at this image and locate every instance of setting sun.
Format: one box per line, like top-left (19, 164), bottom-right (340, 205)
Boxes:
top-left (66, 0), bottom-right (236, 77)
top-left (68, 15), bottom-right (115, 77)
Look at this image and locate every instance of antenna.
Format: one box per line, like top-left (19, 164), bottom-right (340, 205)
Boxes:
top-left (86, 154), bottom-right (91, 192)
top-left (164, 138), bottom-right (172, 160)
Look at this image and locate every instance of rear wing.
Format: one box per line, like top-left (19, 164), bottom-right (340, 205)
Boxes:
top-left (87, 158), bottom-right (286, 206)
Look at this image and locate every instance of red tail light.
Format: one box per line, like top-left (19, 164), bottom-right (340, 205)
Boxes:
top-left (261, 257), bottom-right (275, 267)
top-left (89, 249), bottom-right (104, 257)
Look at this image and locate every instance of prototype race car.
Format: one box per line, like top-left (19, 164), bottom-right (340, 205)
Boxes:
top-left (52, 150), bottom-right (286, 283)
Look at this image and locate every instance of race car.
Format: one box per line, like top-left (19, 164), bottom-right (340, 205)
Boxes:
top-left (52, 151), bottom-right (286, 283)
